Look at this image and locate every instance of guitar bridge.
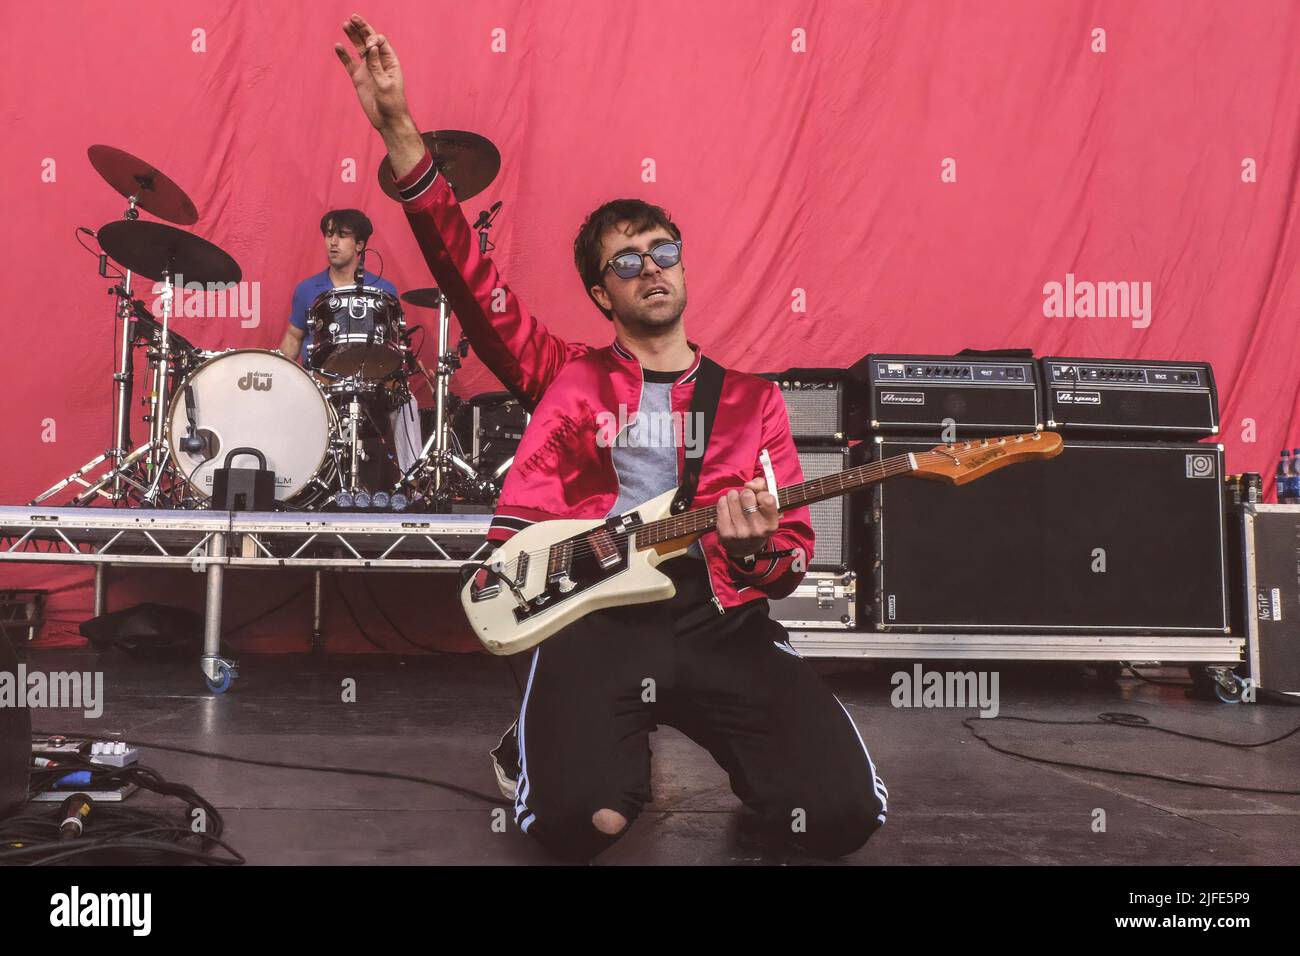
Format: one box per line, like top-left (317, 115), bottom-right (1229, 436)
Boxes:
top-left (513, 526), bottom-right (631, 624)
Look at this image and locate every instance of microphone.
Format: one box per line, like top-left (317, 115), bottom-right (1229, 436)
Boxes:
top-left (180, 385), bottom-right (204, 453)
top-left (475, 201), bottom-right (503, 255)
top-left (472, 201), bottom-right (502, 229)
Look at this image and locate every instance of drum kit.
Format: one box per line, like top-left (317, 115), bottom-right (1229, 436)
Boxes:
top-left (32, 136), bottom-right (526, 513)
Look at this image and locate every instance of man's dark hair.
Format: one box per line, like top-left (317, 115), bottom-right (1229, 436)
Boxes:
top-left (320, 209), bottom-right (374, 247)
top-left (573, 199), bottom-right (682, 321)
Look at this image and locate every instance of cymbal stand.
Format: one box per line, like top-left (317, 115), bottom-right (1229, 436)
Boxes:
top-left (138, 264), bottom-right (176, 502)
top-left (30, 196), bottom-right (181, 507)
top-left (110, 195), bottom-right (141, 498)
top-left (392, 289), bottom-right (482, 506)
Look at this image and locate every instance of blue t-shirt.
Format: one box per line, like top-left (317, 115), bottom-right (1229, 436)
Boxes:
top-left (288, 269), bottom-right (398, 364)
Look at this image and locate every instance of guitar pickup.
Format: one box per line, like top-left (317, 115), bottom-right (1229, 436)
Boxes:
top-left (588, 529), bottom-right (620, 569)
top-left (547, 539), bottom-right (575, 583)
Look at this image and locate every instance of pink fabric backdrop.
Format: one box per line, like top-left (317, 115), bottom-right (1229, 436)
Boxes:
top-left (3, 0), bottom-right (1299, 651)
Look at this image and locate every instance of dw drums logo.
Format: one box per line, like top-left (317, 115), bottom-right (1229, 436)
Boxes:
top-left (1185, 454), bottom-right (1216, 479)
top-left (237, 372), bottom-right (273, 392)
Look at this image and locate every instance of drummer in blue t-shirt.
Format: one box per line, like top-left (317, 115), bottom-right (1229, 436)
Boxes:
top-left (278, 208), bottom-right (421, 482)
top-left (278, 209), bottom-right (398, 363)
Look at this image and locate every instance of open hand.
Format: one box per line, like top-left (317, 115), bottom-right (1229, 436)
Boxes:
top-left (335, 14), bottom-right (412, 134)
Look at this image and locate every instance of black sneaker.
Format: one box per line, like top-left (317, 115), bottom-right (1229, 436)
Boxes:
top-left (490, 721), bottom-right (520, 801)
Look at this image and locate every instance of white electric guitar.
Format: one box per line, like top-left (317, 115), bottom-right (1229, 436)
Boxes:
top-left (461, 431), bottom-right (1063, 655)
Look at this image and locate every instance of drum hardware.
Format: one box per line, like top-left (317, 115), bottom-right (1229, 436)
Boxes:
top-left (32, 259), bottom-right (218, 508)
top-left (32, 147), bottom-right (213, 508)
top-left (95, 219), bottom-right (239, 503)
top-left (394, 288), bottom-right (487, 506)
top-left (34, 138), bottom-right (517, 516)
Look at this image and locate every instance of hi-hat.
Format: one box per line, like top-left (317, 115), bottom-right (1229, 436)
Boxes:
top-left (377, 130), bottom-right (501, 203)
top-left (97, 220), bottom-right (241, 285)
top-left (400, 288), bottom-right (445, 309)
top-left (87, 145), bottom-right (199, 225)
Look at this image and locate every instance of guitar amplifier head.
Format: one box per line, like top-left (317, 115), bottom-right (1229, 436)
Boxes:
top-left (759, 371), bottom-right (845, 443)
top-left (849, 353), bottom-right (1042, 437)
top-left (1040, 357), bottom-right (1219, 439)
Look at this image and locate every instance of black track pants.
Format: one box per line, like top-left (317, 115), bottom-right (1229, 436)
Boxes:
top-left (511, 557), bottom-right (888, 861)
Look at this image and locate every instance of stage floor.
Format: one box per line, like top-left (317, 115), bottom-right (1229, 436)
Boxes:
top-left (14, 648), bottom-right (1300, 865)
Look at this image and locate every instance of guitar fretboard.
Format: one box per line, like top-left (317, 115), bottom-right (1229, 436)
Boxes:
top-left (637, 451), bottom-right (921, 548)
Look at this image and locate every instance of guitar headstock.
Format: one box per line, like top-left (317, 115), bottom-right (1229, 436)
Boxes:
top-left (911, 431), bottom-right (1063, 485)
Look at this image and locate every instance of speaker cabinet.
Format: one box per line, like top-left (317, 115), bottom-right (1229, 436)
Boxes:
top-left (796, 447), bottom-right (854, 570)
top-left (866, 437), bottom-right (1229, 634)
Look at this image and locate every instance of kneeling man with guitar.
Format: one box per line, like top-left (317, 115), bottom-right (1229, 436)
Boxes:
top-left (335, 14), bottom-right (1060, 861)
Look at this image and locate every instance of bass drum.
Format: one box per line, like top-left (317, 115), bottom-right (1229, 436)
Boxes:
top-left (167, 349), bottom-right (337, 507)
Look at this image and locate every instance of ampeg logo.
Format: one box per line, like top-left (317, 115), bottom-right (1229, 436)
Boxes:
top-left (1055, 390), bottom-right (1101, 405)
top-left (237, 371), bottom-right (272, 392)
top-left (1185, 454), bottom-right (1216, 479)
top-left (880, 391), bottom-right (925, 406)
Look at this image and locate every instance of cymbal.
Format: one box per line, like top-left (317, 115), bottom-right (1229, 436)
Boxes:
top-left (97, 220), bottom-right (241, 285)
top-left (87, 145), bottom-right (199, 225)
top-left (400, 287), bottom-right (445, 309)
top-left (377, 130), bottom-right (501, 203)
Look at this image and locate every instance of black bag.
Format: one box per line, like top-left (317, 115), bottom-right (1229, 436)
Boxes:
top-left (79, 603), bottom-right (204, 659)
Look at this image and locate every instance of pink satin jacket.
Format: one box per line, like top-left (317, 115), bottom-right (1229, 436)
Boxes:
top-left (393, 151), bottom-right (814, 609)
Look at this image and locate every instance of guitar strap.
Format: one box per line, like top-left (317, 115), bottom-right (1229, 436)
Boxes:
top-left (670, 355), bottom-right (725, 515)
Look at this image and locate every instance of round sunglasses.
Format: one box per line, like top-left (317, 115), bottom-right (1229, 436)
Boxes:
top-left (602, 240), bottom-right (683, 280)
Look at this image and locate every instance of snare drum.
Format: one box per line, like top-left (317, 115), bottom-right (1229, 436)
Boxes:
top-left (306, 285), bottom-right (407, 380)
top-left (167, 349), bottom-right (337, 506)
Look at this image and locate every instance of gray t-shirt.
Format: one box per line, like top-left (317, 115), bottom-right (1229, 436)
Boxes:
top-left (607, 370), bottom-right (703, 559)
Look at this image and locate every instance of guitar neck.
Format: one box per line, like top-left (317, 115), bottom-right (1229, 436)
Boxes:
top-left (636, 451), bottom-right (918, 548)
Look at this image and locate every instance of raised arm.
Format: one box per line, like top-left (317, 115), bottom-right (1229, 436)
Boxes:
top-left (334, 14), bottom-right (587, 410)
